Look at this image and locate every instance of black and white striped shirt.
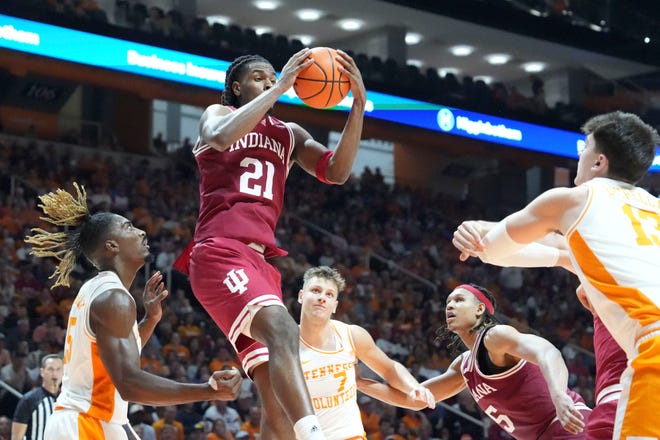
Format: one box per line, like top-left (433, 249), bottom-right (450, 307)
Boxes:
top-left (12, 387), bottom-right (56, 440)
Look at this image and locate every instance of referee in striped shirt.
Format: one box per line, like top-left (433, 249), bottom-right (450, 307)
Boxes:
top-left (11, 354), bottom-right (62, 440)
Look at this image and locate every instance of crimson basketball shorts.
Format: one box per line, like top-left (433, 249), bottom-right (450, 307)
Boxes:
top-left (189, 237), bottom-right (286, 374)
top-left (585, 399), bottom-right (616, 440)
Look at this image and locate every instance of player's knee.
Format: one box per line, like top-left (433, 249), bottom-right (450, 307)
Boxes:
top-left (252, 306), bottom-right (299, 350)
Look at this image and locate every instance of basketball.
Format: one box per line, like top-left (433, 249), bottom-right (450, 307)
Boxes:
top-left (294, 47), bottom-right (351, 109)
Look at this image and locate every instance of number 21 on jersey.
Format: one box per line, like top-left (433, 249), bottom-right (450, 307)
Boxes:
top-left (239, 157), bottom-right (275, 200)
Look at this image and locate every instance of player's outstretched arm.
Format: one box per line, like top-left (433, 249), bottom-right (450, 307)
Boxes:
top-left (478, 187), bottom-right (585, 264)
top-left (356, 376), bottom-right (422, 410)
top-left (453, 219), bottom-right (571, 270)
top-left (351, 325), bottom-right (435, 409)
top-left (419, 356), bottom-right (467, 403)
top-left (483, 325), bottom-right (585, 434)
top-left (91, 290), bottom-right (242, 405)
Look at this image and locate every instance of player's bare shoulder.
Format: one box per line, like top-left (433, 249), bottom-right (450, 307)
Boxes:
top-left (286, 121), bottom-right (312, 143)
top-left (534, 185), bottom-right (589, 212)
top-left (531, 186), bottom-right (589, 234)
top-left (201, 104), bottom-right (231, 125)
top-left (481, 325), bottom-right (515, 348)
top-left (198, 104), bottom-right (233, 151)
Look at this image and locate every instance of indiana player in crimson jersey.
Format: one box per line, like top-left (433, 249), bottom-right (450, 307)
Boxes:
top-left (174, 49), bottom-right (366, 440)
top-left (451, 222), bottom-right (630, 439)
top-left (364, 284), bottom-right (591, 439)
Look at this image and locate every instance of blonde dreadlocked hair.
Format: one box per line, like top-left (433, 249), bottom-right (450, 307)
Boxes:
top-left (25, 183), bottom-right (89, 288)
top-left (25, 183), bottom-right (116, 288)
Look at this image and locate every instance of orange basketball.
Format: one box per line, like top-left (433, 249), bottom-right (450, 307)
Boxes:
top-left (294, 47), bottom-right (351, 109)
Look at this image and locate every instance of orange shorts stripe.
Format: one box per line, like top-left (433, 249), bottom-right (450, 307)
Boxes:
top-left (77, 412), bottom-right (105, 439)
top-left (618, 335), bottom-right (660, 438)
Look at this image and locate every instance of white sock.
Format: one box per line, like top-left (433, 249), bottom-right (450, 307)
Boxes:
top-left (293, 415), bottom-right (325, 440)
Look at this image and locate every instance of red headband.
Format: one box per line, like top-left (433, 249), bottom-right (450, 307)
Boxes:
top-left (456, 284), bottom-right (494, 315)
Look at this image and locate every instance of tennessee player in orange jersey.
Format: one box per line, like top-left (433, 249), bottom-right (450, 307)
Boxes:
top-left (453, 111), bottom-right (660, 439)
top-left (25, 183), bottom-right (242, 440)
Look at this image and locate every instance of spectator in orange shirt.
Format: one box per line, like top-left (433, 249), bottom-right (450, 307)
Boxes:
top-left (34, 290), bottom-right (60, 319)
top-left (159, 423), bottom-right (180, 440)
top-left (207, 419), bottom-right (234, 440)
top-left (141, 343), bottom-right (164, 375)
top-left (369, 418), bottom-right (395, 440)
top-left (401, 408), bottom-right (426, 434)
top-left (56, 297), bottom-right (73, 324)
top-left (162, 332), bottom-right (191, 362)
top-left (209, 346), bottom-right (241, 373)
top-left (238, 406), bottom-right (260, 440)
top-left (177, 312), bottom-right (203, 341)
top-left (153, 406), bottom-right (184, 440)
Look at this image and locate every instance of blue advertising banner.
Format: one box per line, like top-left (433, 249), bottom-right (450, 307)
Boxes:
top-left (1, 13), bottom-right (658, 171)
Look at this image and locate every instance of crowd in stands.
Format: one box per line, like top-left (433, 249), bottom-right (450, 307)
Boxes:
top-left (4, 0), bottom-right (655, 134)
top-left (1, 2), bottom-right (657, 439)
top-left (0, 126), bottom-right (610, 439)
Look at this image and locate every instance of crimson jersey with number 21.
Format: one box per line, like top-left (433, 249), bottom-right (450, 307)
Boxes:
top-left (193, 108), bottom-right (295, 257)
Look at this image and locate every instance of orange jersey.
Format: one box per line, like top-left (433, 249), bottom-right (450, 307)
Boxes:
top-left (566, 178), bottom-right (660, 356)
top-left (56, 271), bottom-right (141, 424)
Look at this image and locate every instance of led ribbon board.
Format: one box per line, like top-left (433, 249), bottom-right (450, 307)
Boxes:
top-left (1, 14), bottom-right (658, 171)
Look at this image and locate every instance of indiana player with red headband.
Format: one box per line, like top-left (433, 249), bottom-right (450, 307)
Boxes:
top-left (174, 49), bottom-right (366, 440)
top-left (451, 220), bottom-right (626, 440)
top-left (364, 284), bottom-right (591, 439)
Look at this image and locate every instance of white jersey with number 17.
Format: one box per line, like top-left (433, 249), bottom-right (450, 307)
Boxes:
top-left (567, 177), bottom-right (660, 356)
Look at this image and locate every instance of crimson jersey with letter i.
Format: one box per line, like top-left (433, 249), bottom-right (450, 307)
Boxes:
top-left (192, 108), bottom-right (294, 258)
top-left (460, 327), bottom-right (590, 439)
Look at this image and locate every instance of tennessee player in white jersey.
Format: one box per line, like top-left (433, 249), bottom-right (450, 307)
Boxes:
top-left (453, 111), bottom-right (660, 439)
top-left (566, 178), bottom-right (660, 355)
top-left (565, 177), bottom-right (660, 439)
top-left (297, 266), bottom-right (435, 440)
top-left (24, 183), bottom-right (242, 440)
top-left (300, 320), bottom-right (362, 439)
top-left (54, 272), bottom-right (139, 434)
